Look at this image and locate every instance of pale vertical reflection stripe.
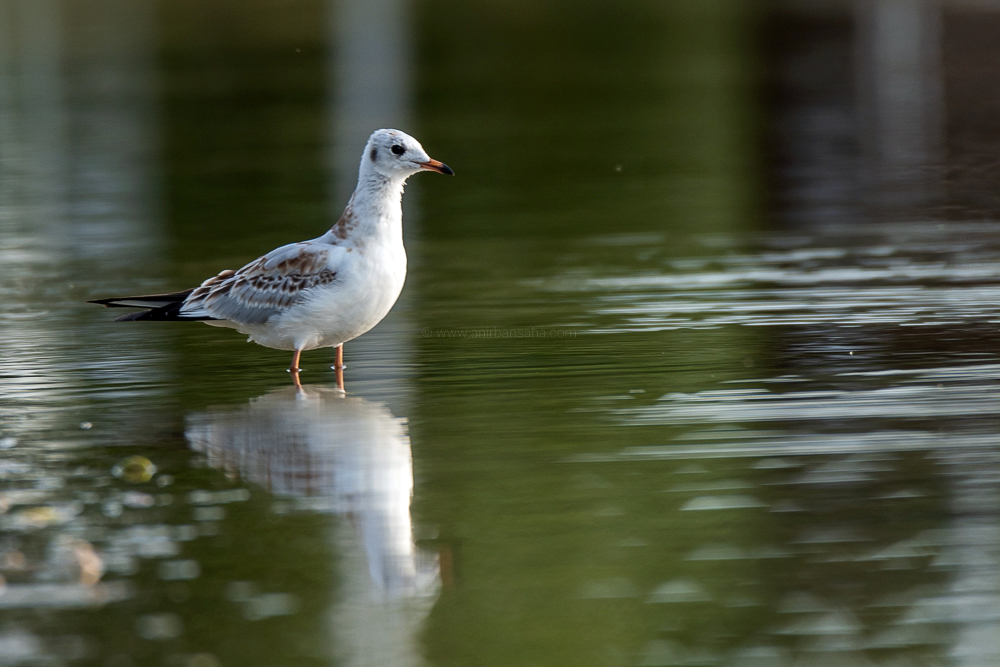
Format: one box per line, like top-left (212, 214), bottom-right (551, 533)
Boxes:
top-left (326, 2), bottom-right (429, 666)
top-left (327, 0), bottom-right (417, 406)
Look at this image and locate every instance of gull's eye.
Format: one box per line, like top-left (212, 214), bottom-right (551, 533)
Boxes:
top-left (390, 144), bottom-right (405, 156)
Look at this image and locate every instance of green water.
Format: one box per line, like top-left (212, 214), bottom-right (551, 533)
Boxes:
top-left (2, 1), bottom-right (1000, 666)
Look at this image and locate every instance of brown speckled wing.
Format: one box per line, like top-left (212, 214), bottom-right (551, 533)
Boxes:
top-left (182, 243), bottom-right (338, 324)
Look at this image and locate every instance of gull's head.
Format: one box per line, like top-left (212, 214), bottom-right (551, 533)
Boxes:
top-left (363, 129), bottom-right (454, 180)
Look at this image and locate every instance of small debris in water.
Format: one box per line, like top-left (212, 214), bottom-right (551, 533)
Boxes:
top-left (69, 539), bottom-right (103, 586)
top-left (112, 456), bottom-right (156, 483)
top-left (79, 422), bottom-right (93, 430)
top-left (102, 500), bottom-right (123, 518)
top-left (9, 504), bottom-right (80, 531)
top-left (1, 552), bottom-right (26, 570)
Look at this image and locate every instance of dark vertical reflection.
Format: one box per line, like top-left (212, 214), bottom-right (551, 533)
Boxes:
top-left (941, 8), bottom-right (1000, 217)
top-left (158, 0), bottom-right (328, 268)
top-left (767, 1), bottom-right (1000, 226)
top-left (762, 2), bottom-right (1000, 665)
top-left (768, 0), bottom-right (946, 225)
top-left (157, 0), bottom-right (330, 391)
top-left (765, 6), bottom-right (861, 227)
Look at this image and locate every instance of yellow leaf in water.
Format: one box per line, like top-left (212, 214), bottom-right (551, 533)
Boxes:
top-left (15, 506), bottom-right (59, 529)
top-left (112, 456), bottom-right (156, 483)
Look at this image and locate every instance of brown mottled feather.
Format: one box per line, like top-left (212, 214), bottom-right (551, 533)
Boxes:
top-left (182, 243), bottom-right (338, 325)
top-left (330, 205), bottom-right (360, 242)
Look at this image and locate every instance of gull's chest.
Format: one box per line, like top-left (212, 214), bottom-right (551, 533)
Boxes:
top-left (340, 241), bottom-right (407, 300)
top-left (274, 240), bottom-right (406, 349)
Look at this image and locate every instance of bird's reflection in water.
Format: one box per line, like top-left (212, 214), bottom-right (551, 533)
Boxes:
top-left (185, 384), bottom-right (439, 664)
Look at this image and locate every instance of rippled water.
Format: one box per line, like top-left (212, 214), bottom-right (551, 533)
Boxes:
top-left (540, 224), bottom-right (1000, 331)
top-left (3, 1), bottom-right (1000, 666)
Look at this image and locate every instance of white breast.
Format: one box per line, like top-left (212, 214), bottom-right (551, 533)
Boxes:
top-left (267, 241), bottom-right (407, 351)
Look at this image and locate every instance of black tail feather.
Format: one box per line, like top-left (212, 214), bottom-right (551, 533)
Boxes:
top-left (88, 289), bottom-right (195, 308)
top-left (88, 289), bottom-right (217, 322)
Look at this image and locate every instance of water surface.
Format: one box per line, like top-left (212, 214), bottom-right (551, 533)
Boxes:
top-left (2, 1), bottom-right (1000, 666)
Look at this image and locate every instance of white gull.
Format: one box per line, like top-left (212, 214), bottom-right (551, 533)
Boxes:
top-left (91, 129), bottom-right (452, 386)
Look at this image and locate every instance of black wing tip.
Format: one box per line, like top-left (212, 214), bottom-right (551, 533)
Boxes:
top-left (88, 289), bottom-right (217, 322)
top-left (87, 289), bottom-right (196, 308)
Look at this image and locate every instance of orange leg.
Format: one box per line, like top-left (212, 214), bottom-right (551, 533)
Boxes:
top-left (334, 344), bottom-right (344, 391)
top-left (289, 348), bottom-right (303, 389)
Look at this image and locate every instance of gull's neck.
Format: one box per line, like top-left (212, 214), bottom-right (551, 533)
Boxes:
top-left (327, 166), bottom-right (407, 246)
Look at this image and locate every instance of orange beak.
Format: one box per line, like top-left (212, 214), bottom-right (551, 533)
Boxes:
top-left (419, 159), bottom-right (454, 175)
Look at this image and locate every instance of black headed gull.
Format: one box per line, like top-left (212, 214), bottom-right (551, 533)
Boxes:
top-left (90, 129), bottom-right (452, 387)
